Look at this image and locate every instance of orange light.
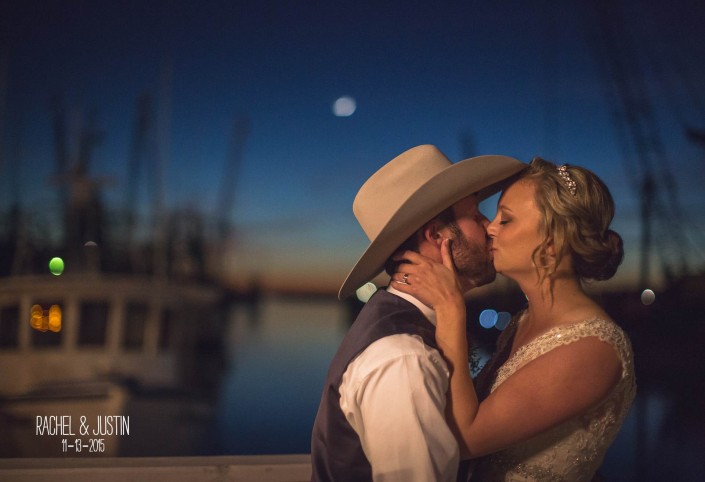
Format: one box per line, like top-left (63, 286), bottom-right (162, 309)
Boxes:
top-left (30, 312), bottom-right (44, 330)
top-left (29, 304), bottom-right (62, 332)
top-left (48, 305), bottom-right (62, 332)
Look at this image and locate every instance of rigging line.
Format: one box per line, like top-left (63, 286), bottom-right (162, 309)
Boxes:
top-left (592, 1), bottom-right (660, 175)
top-left (655, 5), bottom-right (705, 123)
top-left (682, 228), bottom-right (705, 263)
top-left (640, 125), bottom-right (700, 257)
top-left (541, 0), bottom-right (559, 157)
top-left (655, 224), bottom-right (693, 276)
top-left (217, 117), bottom-right (250, 239)
top-left (668, 53), bottom-right (705, 123)
top-left (652, 226), bottom-right (702, 279)
top-left (651, 232), bottom-right (677, 280)
top-left (0, 52), bottom-right (6, 189)
top-left (634, 2), bottom-right (705, 126)
top-left (587, 0), bottom-right (705, 282)
top-left (641, 38), bottom-right (700, 129)
top-left (673, 197), bottom-right (705, 259)
top-left (647, 215), bottom-right (675, 280)
top-left (649, 156), bottom-right (705, 265)
top-left (583, 1), bottom-right (641, 192)
top-left (653, 196), bottom-right (705, 265)
top-left (595, 1), bottom-right (696, 259)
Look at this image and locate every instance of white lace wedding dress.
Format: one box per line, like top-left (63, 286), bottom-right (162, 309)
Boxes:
top-left (471, 312), bottom-right (636, 481)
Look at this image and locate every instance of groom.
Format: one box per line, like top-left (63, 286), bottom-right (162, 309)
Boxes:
top-left (310, 145), bottom-right (525, 481)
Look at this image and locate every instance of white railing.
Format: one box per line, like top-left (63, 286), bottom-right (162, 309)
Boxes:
top-left (0, 454), bottom-right (312, 482)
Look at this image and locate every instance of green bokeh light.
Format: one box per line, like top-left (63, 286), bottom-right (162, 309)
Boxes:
top-left (49, 257), bottom-right (65, 276)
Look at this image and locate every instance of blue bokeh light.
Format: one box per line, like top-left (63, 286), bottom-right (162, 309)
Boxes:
top-left (479, 309), bottom-right (498, 329)
top-left (495, 311), bottom-right (511, 330)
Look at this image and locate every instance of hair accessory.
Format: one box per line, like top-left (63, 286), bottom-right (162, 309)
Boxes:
top-left (557, 165), bottom-right (577, 196)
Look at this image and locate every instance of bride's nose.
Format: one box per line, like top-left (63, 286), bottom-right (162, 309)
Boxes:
top-left (487, 218), bottom-right (498, 238)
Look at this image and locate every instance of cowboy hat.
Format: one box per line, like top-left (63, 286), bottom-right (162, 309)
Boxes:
top-left (338, 144), bottom-right (526, 300)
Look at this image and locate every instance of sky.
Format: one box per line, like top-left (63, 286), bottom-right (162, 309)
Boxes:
top-left (1, 0), bottom-right (705, 293)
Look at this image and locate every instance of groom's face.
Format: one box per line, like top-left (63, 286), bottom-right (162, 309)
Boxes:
top-left (442, 195), bottom-right (496, 291)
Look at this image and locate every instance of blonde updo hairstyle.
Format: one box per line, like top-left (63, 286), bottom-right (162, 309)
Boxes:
top-left (520, 157), bottom-right (624, 284)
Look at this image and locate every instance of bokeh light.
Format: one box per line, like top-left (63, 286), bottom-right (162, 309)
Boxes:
top-left (29, 304), bottom-right (62, 332)
top-left (641, 289), bottom-right (656, 306)
top-left (356, 282), bottom-right (377, 303)
top-left (30, 304), bottom-right (44, 331)
top-left (49, 257), bottom-right (65, 276)
top-left (495, 311), bottom-right (512, 330)
top-left (48, 305), bottom-right (62, 332)
top-left (332, 96), bottom-right (357, 117)
top-left (479, 309), bottom-right (498, 329)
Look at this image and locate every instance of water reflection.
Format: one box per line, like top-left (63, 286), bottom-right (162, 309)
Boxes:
top-left (212, 295), bottom-right (346, 454)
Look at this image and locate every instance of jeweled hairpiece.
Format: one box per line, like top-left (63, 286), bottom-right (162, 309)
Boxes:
top-left (557, 164), bottom-right (577, 196)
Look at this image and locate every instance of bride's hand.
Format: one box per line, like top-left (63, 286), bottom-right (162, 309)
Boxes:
top-left (391, 239), bottom-right (465, 312)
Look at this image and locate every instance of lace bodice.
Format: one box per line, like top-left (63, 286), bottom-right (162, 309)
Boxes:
top-left (472, 313), bottom-right (636, 482)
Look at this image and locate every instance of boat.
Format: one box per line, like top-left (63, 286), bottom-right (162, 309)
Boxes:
top-left (0, 96), bottom-right (247, 457)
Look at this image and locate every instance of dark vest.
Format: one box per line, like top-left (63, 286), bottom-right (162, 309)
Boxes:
top-left (310, 289), bottom-right (438, 482)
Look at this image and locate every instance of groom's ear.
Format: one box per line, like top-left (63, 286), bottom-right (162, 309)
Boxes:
top-left (421, 220), bottom-right (444, 248)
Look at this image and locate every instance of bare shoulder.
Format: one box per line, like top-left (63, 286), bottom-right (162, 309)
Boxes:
top-left (490, 322), bottom-right (622, 411)
top-left (467, 315), bottom-right (629, 456)
top-left (509, 317), bottom-right (625, 403)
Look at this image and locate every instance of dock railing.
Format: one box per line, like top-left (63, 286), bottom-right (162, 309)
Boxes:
top-left (0, 454), bottom-right (312, 482)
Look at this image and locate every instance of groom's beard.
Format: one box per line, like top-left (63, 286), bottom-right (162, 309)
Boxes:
top-left (448, 223), bottom-right (496, 289)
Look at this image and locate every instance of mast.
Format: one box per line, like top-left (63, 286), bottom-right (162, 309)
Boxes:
top-left (217, 117), bottom-right (250, 243)
top-left (587, 0), bottom-right (704, 288)
top-left (125, 92), bottom-right (155, 273)
top-left (152, 59), bottom-right (172, 279)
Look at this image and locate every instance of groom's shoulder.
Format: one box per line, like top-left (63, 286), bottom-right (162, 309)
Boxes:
top-left (347, 333), bottom-right (445, 382)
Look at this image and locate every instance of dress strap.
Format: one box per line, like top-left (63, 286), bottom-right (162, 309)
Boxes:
top-left (492, 317), bottom-right (632, 391)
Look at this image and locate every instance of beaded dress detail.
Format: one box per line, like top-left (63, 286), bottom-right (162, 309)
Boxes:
top-left (472, 312), bottom-right (636, 482)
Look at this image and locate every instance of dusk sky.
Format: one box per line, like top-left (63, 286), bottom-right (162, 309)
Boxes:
top-left (2, 0), bottom-right (705, 293)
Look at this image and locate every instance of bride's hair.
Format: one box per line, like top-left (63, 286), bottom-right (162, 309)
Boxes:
top-left (520, 157), bottom-right (624, 283)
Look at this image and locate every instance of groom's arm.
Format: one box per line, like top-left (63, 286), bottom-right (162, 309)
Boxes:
top-left (340, 334), bottom-right (459, 482)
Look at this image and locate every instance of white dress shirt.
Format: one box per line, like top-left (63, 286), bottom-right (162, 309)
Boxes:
top-left (338, 286), bottom-right (459, 481)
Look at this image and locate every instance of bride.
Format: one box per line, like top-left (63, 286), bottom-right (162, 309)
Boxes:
top-left (392, 158), bottom-right (636, 481)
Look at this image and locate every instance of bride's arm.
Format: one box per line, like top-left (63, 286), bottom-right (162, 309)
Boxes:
top-left (392, 239), bottom-right (479, 457)
top-left (434, 292), bottom-right (480, 460)
top-left (392, 240), bottom-right (623, 459)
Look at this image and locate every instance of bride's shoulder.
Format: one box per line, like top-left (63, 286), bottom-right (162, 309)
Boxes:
top-left (554, 316), bottom-right (634, 368)
top-left (561, 314), bottom-right (628, 341)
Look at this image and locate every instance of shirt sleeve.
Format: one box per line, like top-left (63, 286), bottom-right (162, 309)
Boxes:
top-left (339, 334), bottom-right (459, 482)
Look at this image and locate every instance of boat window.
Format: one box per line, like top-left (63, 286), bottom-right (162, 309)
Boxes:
top-left (78, 301), bottom-right (109, 346)
top-left (0, 305), bottom-right (20, 348)
top-left (123, 302), bottom-right (148, 350)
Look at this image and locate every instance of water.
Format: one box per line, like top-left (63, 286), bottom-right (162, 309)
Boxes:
top-left (212, 296), bottom-right (346, 454)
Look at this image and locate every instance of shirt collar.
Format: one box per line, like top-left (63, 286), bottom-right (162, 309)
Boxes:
top-left (386, 284), bottom-right (437, 326)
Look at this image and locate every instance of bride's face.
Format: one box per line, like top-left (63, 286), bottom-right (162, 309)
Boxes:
top-left (487, 180), bottom-right (544, 281)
